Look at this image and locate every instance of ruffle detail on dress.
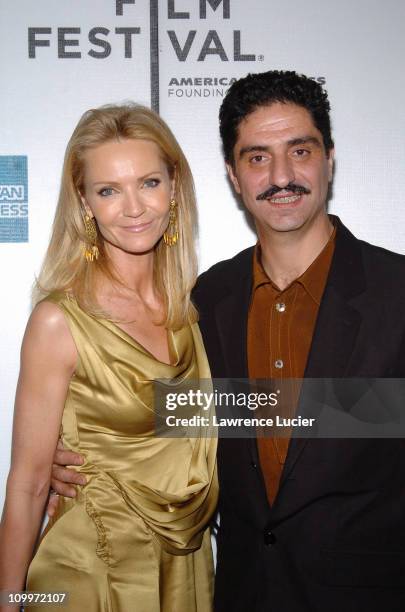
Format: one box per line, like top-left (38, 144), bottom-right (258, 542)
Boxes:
top-left (85, 495), bottom-right (112, 566)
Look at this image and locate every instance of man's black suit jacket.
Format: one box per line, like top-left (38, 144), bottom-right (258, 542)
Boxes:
top-left (193, 218), bottom-right (405, 612)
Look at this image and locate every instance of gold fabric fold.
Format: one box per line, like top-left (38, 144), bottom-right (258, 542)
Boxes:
top-left (26, 294), bottom-right (218, 612)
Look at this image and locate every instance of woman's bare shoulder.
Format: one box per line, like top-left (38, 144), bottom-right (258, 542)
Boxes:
top-left (23, 300), bottom-right (77, 372)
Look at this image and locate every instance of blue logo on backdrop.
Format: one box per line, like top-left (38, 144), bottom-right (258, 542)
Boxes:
top-left (0, 156), bottom-right (28, 242)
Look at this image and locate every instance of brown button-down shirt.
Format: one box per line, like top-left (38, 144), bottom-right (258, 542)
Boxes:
top-left (247, 227), bottom-right (336, 504)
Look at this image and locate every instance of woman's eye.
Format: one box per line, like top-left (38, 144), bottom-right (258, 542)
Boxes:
top-left (98, 187), bottom-right (114, 197)
top-left (144, 178), bottom-right (160, 188)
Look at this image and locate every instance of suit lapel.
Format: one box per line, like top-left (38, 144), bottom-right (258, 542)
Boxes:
top-left (214, 250), bottom-right (253, 379)
top-left (279, 218), bottom-right (366, 487)
top-left (213, 249), bottom-right (268, 499)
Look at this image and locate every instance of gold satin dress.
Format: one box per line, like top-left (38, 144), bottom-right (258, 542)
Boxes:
top-left (26, 294), bottom-right (218, 612)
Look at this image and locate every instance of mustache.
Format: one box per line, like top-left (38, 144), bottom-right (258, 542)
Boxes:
top-left (256, 182), bottom-right (311, 201)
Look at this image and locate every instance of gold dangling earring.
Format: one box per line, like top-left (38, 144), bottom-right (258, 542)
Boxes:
top-left (163, 199), bottom-right (179, 246)
top-left (83, 213), bottom-right (99, 262)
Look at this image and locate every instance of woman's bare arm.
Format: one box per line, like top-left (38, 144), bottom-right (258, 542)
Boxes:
top-left (0, 301), bottom-right (77, 603)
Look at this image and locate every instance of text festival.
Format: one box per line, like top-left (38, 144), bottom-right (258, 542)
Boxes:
top-left (28, 0), bottom-right (256, 62)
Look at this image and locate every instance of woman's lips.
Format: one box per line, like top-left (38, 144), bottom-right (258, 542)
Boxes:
top-left (121, 221), bottom-right (153, 232)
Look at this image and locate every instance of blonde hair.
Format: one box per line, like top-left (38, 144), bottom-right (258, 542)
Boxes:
top-left (33, 104), bottom-right (198, 329)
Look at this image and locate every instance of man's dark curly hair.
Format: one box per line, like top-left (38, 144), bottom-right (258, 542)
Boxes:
top-left (219, 70), bottom-right (334, 165)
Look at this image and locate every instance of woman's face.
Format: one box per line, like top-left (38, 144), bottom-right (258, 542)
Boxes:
top-left (80, 138), bottom-right (174, 257)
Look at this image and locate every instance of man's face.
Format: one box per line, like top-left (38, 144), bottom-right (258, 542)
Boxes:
top-left (226, 102), bottom-right (334, 236)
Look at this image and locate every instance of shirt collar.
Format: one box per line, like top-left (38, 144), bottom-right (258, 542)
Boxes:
top-left (252, 224), bottom-right (336, 305)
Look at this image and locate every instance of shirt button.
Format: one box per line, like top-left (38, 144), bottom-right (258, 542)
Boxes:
top-left (264, 530), bottom-right (276, 546)
top-left (275, 359), bottom-right (283, 369)
top-left (276, 302), bottom-right (286, 312)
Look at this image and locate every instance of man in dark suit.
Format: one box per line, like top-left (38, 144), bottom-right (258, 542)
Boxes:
top-left (192, 71), bottom-right (405, 611)
top-left (50, 71), bottom-right (405, 611)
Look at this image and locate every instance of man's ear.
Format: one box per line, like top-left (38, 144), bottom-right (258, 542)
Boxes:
top-left (226, 162), bottom-right (241, 195)
top-left (327, 148), bottom-right (335, 182)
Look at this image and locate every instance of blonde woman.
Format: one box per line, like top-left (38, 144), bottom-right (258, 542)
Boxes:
top-left (0, 105), bottom-right (218, 611)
